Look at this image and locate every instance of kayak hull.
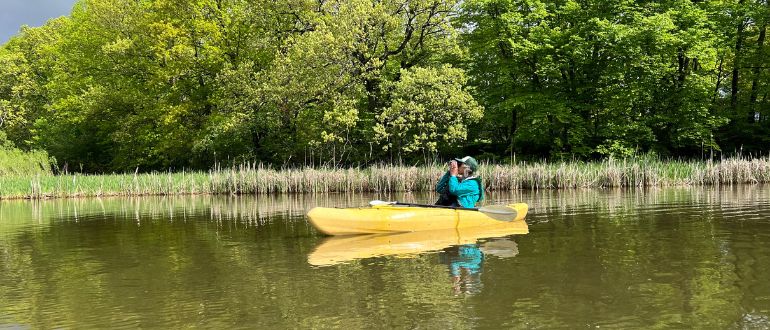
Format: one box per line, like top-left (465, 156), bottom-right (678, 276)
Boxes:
top-left (306, 203), bottom-right (528, 235)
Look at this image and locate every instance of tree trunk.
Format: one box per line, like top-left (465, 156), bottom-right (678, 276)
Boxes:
top-left (731, 0), bottom-right (747, 110)
top-left (678, 49), bottom-right (686, 85)
top-left (749, 22), bottom-right (767, 122)
top-left (713, 55), bottom-right (724, 103)
top-left (509, 106), bottom-right (517, 153)
top-left (364, 78), bottom-right (379, 114)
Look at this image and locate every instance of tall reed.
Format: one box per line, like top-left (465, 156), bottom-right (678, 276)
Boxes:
top-left (2, 157), bottom-right (770, 200)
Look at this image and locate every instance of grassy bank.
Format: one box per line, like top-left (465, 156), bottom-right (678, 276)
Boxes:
top-left (1, 158), bottom-right (770, 199)
top-left (0, 148), bottom-right (52, 176)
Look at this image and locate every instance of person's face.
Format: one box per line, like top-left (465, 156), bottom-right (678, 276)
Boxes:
top-left (458, 163), bottom-right (469, 173)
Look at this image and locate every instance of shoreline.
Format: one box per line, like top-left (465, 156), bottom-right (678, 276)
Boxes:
top-left (2, 158), bottom-right (769, 200)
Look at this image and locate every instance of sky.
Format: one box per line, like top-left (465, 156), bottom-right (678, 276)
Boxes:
top-left (0, 0), bottom-right (78, 44)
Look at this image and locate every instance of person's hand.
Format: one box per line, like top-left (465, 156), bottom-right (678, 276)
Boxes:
top-left (449, 160), bottom-right (458, 176)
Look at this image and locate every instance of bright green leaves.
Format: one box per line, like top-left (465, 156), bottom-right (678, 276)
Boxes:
top-left (231, 0), bottom-right (469, 163)
top-left (3, 0), bottom-right (767, 169)
top-left (1, 0), bottom-right (478, 169)
top-left (376, 65), bottom-right (482, 154)
top-left (461, 0), bottom-right (731, 159)
top-left (0, 52), bottom-right (33, 142)
top-left (26, 0), bottom-right (239, 170)
top-left (0, 19), bottom-right (68, 150)
top-left (322, 97), bottom-right (360, 144)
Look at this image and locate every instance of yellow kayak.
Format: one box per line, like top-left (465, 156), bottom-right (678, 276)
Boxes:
top-left (306, 203), bottom-right (528, 235)
top-left (308, 220), bottom-right (529, 266)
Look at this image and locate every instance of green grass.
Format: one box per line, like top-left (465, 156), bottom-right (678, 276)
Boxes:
top-left (1, 157), bottom-right (770, 199)
top-left (0, 148), bottom-right (52, 176)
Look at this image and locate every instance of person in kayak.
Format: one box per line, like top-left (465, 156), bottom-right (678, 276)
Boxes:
top-left (435, 156), bottom-right (484, 208)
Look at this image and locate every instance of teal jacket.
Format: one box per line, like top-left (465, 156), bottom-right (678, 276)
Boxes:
top-left (435, 172), bottom-right (483, 208)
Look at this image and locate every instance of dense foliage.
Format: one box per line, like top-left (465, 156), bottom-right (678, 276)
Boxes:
top-left (0, 0), bottom-right (768, 171)
top-left (0, 132), bottom-right (52, 176)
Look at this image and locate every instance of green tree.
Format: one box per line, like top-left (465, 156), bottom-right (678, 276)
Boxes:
top-left (712, 0), bottom-right (770, 154)
top-left (4, 0), bottom-right (769, 170)
top-left (375, 65), bottom-right (482, 157)
top-left (210, 0), bottom-right (468, 166)
top-left (29, 0), bottom-right (235, 170)
top-left (461, 0), bottom-right (726, 159)
top-left (0, 19), bottom-right (67, 150)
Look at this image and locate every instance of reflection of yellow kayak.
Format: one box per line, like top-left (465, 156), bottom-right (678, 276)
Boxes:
top-left (306, 203), bottom-right (528, 235)
top-left (308, 220), bottom-right (528, 266)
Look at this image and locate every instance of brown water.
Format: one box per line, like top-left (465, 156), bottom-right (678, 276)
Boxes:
top-left (1, 186), bottom-right (770, 328)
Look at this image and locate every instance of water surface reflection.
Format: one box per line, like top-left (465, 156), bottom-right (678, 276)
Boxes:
top-left (307, 220), bottom-right (528, 266)
top-left (1, 186), bottom-right (770, 328)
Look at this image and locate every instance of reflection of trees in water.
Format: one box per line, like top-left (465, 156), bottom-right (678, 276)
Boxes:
top-left (2, 185), bottom-right (768, 226)
top-left (2, 186), bottom-right (770, 327)
top-left (0, 216), bottom-right (486, 328)
top-left (487, 184), bottom-right (770, 219)
top-left (0, 204), bottom-right (340, 327)
top-left (0, 193), bottom-right (439, 227)
top-left (484, 186), bottom-right (770, 328)
top-left (0, 194), bottom-right (497, 328)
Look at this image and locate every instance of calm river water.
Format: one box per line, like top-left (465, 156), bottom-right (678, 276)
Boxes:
top-left (2, 186), bottom-right (770, 328)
